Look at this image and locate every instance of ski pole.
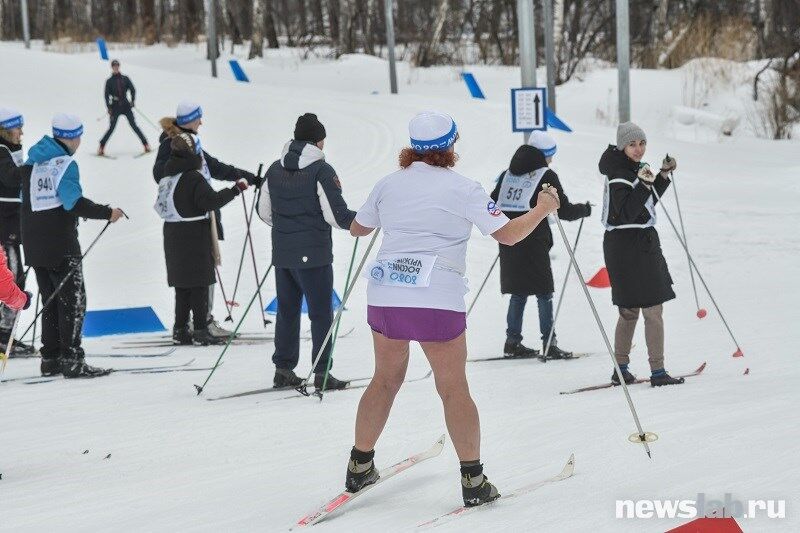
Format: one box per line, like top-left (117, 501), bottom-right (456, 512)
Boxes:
top-left (29, 291), bottom-right (40, 348)
top-left (298, 229), bottom-right (381, 397)
top-left (227, 164), bottom-right (264, 322)
top-left (0, 312), bottom-right (22, 374)
top-left (194, 263), bottom-right (274, 395)
top-left (133, 107), bottom-right (160, 132)
top-left (318, 236), bottom-right (360, 399)
top-left (545, 185), bottom-right (655, 457)
top-left (18, 221), bottom-right (113, 341)
top-left (543, 217), bottom-right (585, 360)
top-left (668, 166), bottom-right (705, 318)
top-left (215, 265), bottom-right (235, 320)
top-left (466, 253), bottom-right (500, 317)
top-left (651, 186), bottom-right (743, 357)
top-left (242, 194), bottom-right (269, 327)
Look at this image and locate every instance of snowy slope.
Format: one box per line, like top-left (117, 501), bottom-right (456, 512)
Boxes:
top-left (0, 43), bottom-right (798, 532)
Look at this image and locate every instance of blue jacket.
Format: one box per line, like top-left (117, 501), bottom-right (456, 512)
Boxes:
top-left (21, 137), bottom-right (112, 268)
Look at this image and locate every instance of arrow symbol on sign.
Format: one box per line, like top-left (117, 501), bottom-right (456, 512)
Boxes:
top-left (534, 93), bottom-right (541, 126)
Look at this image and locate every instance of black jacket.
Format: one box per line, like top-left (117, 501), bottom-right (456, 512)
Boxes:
top-left (153, 119), bottom-right (256, 241)
top-left (0, 139), bottom-right (24, 243)
top-left (598, 144), bottom-right (675, 308)
top-left (257, 140), bottom-right (356, 269)
top-left (20, 139), bottom-right (111, 268)
top-left (105, 73), bottom-right (136, 111)
top-left (161, 150), bottom-right (240, 288)
top-left (490, 145), bottom-right (590, 295)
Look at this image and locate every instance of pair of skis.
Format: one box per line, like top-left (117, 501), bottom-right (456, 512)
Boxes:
top-left (559, 362), bottom-right (707, 395)
top-left (0, 358), bottom-right (206, 384)
top-left (293, 435), bottom-right (574, 529)
top-left (112, 327), bottom-right (356, 350)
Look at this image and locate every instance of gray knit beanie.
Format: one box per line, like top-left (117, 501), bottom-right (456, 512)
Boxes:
top-left (616, 122), bottom-right (646, 150)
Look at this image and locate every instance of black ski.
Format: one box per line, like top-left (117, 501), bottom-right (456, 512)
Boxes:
top-left (468, 352), bottom-right (590, 363)
top-left (559, 362), bottom-right (707, 395)
top-left (86, 348), bottom-right (177, 358)
top-left (4, 359), bottom-right (197, 384)
top-left (273, 370), bottom-right (434, 402)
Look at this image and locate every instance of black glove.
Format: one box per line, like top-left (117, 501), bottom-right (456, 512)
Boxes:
top-left (250, 173), bottom-right (265, 188)
top-left (582, 202), bottom-right (592, 218)
top-left (23, 291), bottom-right (33, 310)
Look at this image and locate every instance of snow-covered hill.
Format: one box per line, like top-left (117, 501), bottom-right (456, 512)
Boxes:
top-left (0, 42), bottom-right (797, 532)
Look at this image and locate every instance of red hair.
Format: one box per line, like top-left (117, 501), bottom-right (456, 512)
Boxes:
top-left (398, 147), bottom-right (458, 169)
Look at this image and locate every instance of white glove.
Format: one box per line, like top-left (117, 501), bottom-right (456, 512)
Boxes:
top-left (637, 164), bottom-right (656, 184)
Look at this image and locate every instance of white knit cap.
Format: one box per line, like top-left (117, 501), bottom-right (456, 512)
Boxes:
top-left (527, 130), bottom-right (557, 158)
top-left (409, 111), bottom-right (458, 153)
top-left (176, 101), bottom-right (202, 125)
top-left (0, 108), bottom-right (23, 130)
top-left (51, 113), bottom-right (83, 139)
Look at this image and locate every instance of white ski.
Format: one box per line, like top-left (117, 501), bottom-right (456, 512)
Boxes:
top-left (417, 453), bottom-right (575, 529)
top-left (293, 434), bottom-right (446, 529)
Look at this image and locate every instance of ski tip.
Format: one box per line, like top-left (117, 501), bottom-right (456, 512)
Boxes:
top-left (562, 453), bottom-right (576, 476)
top-left (743, 367), bottom-right (750, 375)
top-left (193, 384), bottom-right (203, 395)
top-left (696, 362), bottom-right (707, 373)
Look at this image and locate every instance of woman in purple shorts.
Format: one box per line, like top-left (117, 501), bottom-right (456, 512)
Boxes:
top-left (343, 111), bottom-right (561, 506)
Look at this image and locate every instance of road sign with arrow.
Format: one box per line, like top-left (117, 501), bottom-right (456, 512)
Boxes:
top-left (511, 87), bottom-right (547, 132)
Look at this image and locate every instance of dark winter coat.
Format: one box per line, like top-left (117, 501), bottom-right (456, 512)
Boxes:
top-left (490, 145), bottom-right (590, 295)
top-left (0, 138), bottom-right (24, 243)
top-left (20, 137), bottom-right (111, 268)
top-left (161, 149), bottom-right (241, 288)
top-left (104, 73), bottom-right (136, 112)
top-left (257, 140), bottom-right (356, 269)
top-left (598, 144), bottom-right (675, 309)
top-left (152, 117), bottom-right (257, 241)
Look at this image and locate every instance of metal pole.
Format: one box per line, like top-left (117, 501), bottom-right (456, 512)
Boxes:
top-left (384, 0), bottom-right (398, 94)
top-left (517, 0), bottom-right (537, 143)
top-left (467, 253), bottom-right (499, 317)
top-left (208, 0), bottom-right (218, 78)
top-left (543, 0), bottom-right (556, 112)
top-left (21, 0), bottom-right (31, 49)
top-left (616, 0), bottom-right (630, 122)
top-left (543, 217), bottom-right (584, 358)
top-left (669, 170), bottom-right (701, 315)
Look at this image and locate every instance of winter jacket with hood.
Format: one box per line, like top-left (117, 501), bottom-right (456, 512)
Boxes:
top-left (0, 136), bottom-right (24, 243)
top-left (153, 117), bottom-right (256, 240)
top-left (20, 136), bottom-right (111, 268)
top-left (161, 147), bottom-right (241, 288)
top-left (0, 245), bottom-right (26, 310)
top-left (257, 140), bottom-right (356, 269)
top-left (598, 144), bottom-right (675, 308)
top-left (490, 145), bottom-right (589, 295)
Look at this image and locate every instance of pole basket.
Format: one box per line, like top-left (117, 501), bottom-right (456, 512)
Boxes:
top-left (295, 382), bottom-right (311, 397)
top-left (732, 348), bottom-right (744, 357)
top-left (629, 432), bottom-right (658, 444)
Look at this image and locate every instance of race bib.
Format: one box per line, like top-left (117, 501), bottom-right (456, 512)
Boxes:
top-left (154, 173), bottom-right (208, 222)
top-left (194, 136), bottom-right (212, 183)
top-left (11, 149), bottom-right (23, 167)
top-left (365, 254), bottom-right (437, 288)
top-left (30, 156), bottom-right (71, 212)
top-left (496, 167), bottom-right (547, 212)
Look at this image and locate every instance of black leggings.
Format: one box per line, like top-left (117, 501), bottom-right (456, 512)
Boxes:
top-left (175, 287), bottom-right (208, 330)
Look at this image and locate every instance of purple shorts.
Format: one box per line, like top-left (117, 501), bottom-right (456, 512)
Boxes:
top-left (367, 305), bottom-right (466, 342)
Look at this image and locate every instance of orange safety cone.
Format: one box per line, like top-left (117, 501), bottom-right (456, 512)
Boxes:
top-left (586, 267), bottom-right (611, 288)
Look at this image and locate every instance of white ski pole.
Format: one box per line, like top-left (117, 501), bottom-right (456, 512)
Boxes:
top-left (0, 312), bottom-right (22, 375)
top-left (298, 229), bottom-right (382, 396)
top-left (650, 186), bottom-right (743, 357)
top-left (466, 253), bottom-right (500, 317)
top-left (545, 185), bottom-right (656, 457)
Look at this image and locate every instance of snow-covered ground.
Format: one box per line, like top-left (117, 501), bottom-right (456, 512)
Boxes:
top-left (0, 42), bottom-right (798, 532)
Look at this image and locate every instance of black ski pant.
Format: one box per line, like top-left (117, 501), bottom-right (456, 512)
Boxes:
top-left (174, 286), bottom-right (209, 331)
top-left (99, 108), bottom-right (148, 147)
top-left (34, 257), bottom-right (86, 362)
top-left (0, 241), bottom-right (25, 336)
top-left (272, 265), bottom-right (333, 374)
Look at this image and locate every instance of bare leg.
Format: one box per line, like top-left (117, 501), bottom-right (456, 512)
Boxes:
top-left (353, 331), bottom-right (409, 451)
top-left (420, 333), bottom-right (480, 461)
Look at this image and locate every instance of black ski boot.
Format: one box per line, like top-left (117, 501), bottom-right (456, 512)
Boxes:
top-left (650, 371), bottom-right (685, 387)
top-left (541, 343), bottom-right (574, 360)
top-left (503, 341), bottom-right (539, 359)
top-left (40, 357), bottom-right (61, 377)
top-left (273, 368), bottom-right (303, 388)
top-left (172, 326), bottom-right (193, 346)
top-left (315, 373), bottom-right (350, 391)
top-left (345, 447), bottom-right (379, 493)
top-left (1, 331), bottom-right (36, 357)
top-left (461, 462), bottom-right (500, 507)
top-left (61, 359), bottom-right (111, 378)
top-left (192, 328), bottom-right (225, 346)
top-left (611, 367), bottom-right (636, 385)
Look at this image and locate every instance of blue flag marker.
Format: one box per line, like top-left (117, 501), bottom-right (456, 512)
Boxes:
top-left (545, 106), bottom-right (572, 132)
top-left (96, 38), bottom-right (109, 60)
top-left (461, 72), bottom-right (486, 99)
top-left (83, 307), bottom-right (166, 337)
top-left (266, 290), bottom-right (343, 315)
top-left (228, 59), bottom-right (250, 82)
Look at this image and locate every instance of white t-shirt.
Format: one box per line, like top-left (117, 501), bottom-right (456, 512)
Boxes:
top-left (355, 161), bottom-right (509, 312)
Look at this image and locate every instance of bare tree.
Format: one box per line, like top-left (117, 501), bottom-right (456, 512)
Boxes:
top-left (250, 0), bottom-right (266, 57)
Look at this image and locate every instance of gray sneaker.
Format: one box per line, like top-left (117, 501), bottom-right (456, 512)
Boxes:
top-left (206, 320), bottom-right (235, 339)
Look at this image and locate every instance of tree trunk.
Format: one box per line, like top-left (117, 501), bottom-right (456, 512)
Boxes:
top-left (141, 0), bottom-right (157, 44)
top-left (415, 0), bottom-right (449, 67)
top-left (311, 0), bottom-right (325, 35)
top-left (326, 0), bottom-right (340, 43)
top-left (265, 0), bottom-right (280, 47)
top-left (250, 0), bottom-right (266, 57)
top-left (41, 0), bottom-right (56, 44)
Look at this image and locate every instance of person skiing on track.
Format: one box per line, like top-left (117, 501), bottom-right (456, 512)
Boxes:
top-left (491, 131), bottom-right (591, 360)
top-left (0, 107), bottom-right (36, 355)
top-left (20, 114), bottom-right (126, 378)
top-left (599, 121), bottom-right (684, 387)
top-left (346, 111), bottom-right (560, 506)
top-left (257, 113), bottom-right (356, 391)
top-left (98, 59), bottom-right (150, 156)
top-left (153, 101), bottom-right (259, 340)
top-left (155, 133), bottom-right (248, 346)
